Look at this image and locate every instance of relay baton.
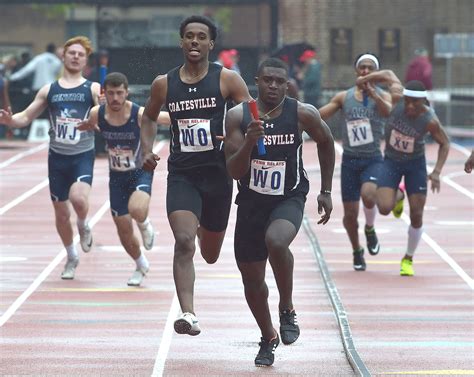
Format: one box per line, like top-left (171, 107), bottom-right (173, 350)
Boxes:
top-left (248, 100), bottom-right (266, 155)
top-left (99, 65), bottom-right (108, 94)
top-left (362, 92), bottom-right (368, 107)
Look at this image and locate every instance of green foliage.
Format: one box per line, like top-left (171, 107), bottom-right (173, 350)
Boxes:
top-left (30, 4), bottom-right (74, 20)
top-left (213, 7), bottom-right (232, 33)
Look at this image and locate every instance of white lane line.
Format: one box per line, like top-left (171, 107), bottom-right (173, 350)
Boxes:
top-left (434, 221), bottom-right (474, 226)
top-left (0, 200), bottom-right (110, 327)
top-left (427, 164), bottom-right (473, 200)
top-left (151, 294), bottom-right (180, 377)
top-left (400, 213), bottom-right (474, 290)
top-left (451, 142), bottom-right (471, 156)
top-left (0, 141), bottom-right (167, 327)
top-left (0, 142), bottom-right (48, 169)
top-left (0, 179), bottom-right (49, 215)
top-left (332, 142), bottom-right (473, 288)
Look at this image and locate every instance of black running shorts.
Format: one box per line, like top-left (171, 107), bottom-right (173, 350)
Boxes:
top-left (234, 194), bottom-right (306, 263)
top-left (166, 168), bottom-right (233, 232)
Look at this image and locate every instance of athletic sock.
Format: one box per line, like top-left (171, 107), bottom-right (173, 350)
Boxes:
top-left (406, 225), bottom-right (423, 257)
top-left (76, 218), bottom-right (86, 230)
top-left (137, 217), bottom-right (150, 230)
top-left (65, 243), bottom-right (78, 260)
top-left (363, 205), bottom-right (377, 228)
top-left (135, 253), bottom-right (149, 271)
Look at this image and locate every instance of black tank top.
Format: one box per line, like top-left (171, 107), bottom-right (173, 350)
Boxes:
top-left (236, 97), bottom-right (309, 204)
top-left (166, 63), bottom-right (226, 173)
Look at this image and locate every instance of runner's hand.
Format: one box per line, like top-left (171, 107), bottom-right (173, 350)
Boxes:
top-left (142, 152), bottom-right (160, 171)
top-left (77, 118), bottom-right (99, 132)
top-left (317, 193), bottom-right (333, 224)
top-left (0, 107), bottom-right (13, 127)
top-left (428, 171), bottom-right (441, 193)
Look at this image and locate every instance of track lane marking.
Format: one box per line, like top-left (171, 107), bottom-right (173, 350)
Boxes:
top-left (0, 142), bottom-right (48, 169)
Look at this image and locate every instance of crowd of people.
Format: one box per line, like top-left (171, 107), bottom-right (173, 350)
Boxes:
top-left (0, 14), bottom-right (470, 368)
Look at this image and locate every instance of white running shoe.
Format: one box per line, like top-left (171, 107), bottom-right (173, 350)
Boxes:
top-left (61, 258), bottom-right (79, 280)
top-left (174, 312), bottom-right (201, 336)
top-left (79, 224), bottom-right (93, 253)
top-left (127, 266), bottom-right (149, 287)
top-left (139, 221), bottom-right (155, 250)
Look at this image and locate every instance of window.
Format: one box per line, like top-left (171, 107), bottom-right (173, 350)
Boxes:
top-left (379, 28), bottom-right (400, 63)
top-left (330, 28), bottom-right (352, 64)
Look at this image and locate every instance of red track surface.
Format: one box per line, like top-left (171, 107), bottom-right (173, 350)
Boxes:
top-left (0, 139), bottom-right (472, 376)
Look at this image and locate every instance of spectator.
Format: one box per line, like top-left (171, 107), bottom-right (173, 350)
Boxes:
top-left (8, 43), bottom-right (62, 93)
top-left (405, 48), bottom-right (433, 90)
top-left (298, 49), bottom-right (322, 108)
top-left (228, 48), bottom-right (241, 74)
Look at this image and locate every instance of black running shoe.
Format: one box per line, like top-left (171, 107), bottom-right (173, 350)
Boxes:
top-left (279, 309), bottom-right (300, 345)
top-left (353, 248), bottom-right (366, 271)
top-left (255, 334), bottom-right (280, 367)
top-left (365, 226), bottom-right (380, 256)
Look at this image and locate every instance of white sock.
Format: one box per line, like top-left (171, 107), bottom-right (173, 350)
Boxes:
top-left (363, 205), bottom-right (377, 228)
top-left (137, 217), bottom-right (150, 230)
top-left (135, 253), bottom-right (149, 271)
top-left (65, 243), bottom-right (78, 260)
top-left (77, 218), bottom-right (87, 230)
top-left (406, 225), bottom-right (423, 257)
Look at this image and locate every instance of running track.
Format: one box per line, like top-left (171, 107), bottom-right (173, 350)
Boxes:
top-left (0, 139), bottom-right (472, 376)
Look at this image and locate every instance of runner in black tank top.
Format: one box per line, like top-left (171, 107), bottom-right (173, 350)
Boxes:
top-left (225, 58), bottom-right (335, 366)
top-left (140, 15), bottom-right (252, 337)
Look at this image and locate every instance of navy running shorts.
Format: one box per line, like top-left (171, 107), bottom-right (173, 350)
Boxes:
top-left (341, 153), bottom-right (383, 202)
top-left (48, 148), bottom-right (94, 202)
top-left (377, 155), bottom-right (427, 195)
top-left (109, 168), bottom-right (153, 217)
top-left (234, 194), bottom-right (306, 263)
top-left (166, 168), bottom-right (233, 232)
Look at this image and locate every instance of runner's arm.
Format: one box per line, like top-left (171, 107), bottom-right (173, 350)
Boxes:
top-left (0, 84), bottom-right (49, 128)
top-left (427, 116), bottom-right (450, 193)
top-left (141, 75), bottom-right (167, 171)
top-left (319, 91), bottom-right (344, 121)
top-left (224, 103), bottom-right (263, 179)
top-left (299, 102), bottom-right (335, 224)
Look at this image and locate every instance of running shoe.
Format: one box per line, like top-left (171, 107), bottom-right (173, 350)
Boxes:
top-left (139, 221), bottom-right (155, 250)
top-left (353, 248), bottom-right (366, 271)
top-left (79, 224), bottom-right (93, 253)
top-left (127, 266), bottom-right (149, 287)
top-left (174, 312), bottom-right (201, 336)
top-left (255, 333), bottom-right (280, 367)
top-left (365, 226), bottom-right (380, 256)
top-left (279, 309), bottom-right (300, 345)
top-left (61, 258), bottom-right (79, 280)
top-left (392, 184), bottom-right (405, 219)
top-left (400, 257), bottom-right (414, 276)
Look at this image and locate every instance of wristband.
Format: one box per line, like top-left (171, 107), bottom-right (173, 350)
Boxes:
top-left (320, 190), bottom-right (332, 195)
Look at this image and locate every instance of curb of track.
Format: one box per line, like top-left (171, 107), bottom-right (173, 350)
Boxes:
top-left (302, 216), bottom-right (371, 377)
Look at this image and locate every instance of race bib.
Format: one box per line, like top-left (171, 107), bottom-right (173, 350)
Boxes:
top-left (249, 159), bottom-right (286, 196)
top-left (389, 129), bottom-right (415, 153)
top-left (108, 147), bottom-right (135, 171)
top-left (346, 118), bottom-right (374, 147)
top-left (55, 117), bottom-right (82, 145)
top-left (177, 118), bottom-right (213, 152)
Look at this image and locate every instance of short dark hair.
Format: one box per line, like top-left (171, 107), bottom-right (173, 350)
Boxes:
top-left (179, 15), bottom-right (217, 41)
top-left (46, 43), bottom-right (56, 54)
top-left (104, 72), bottom-right (128, 90)
top-left (257, 57), bottom-right (289, 77)
top-left (405, 80), bottom-right (426, 92)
